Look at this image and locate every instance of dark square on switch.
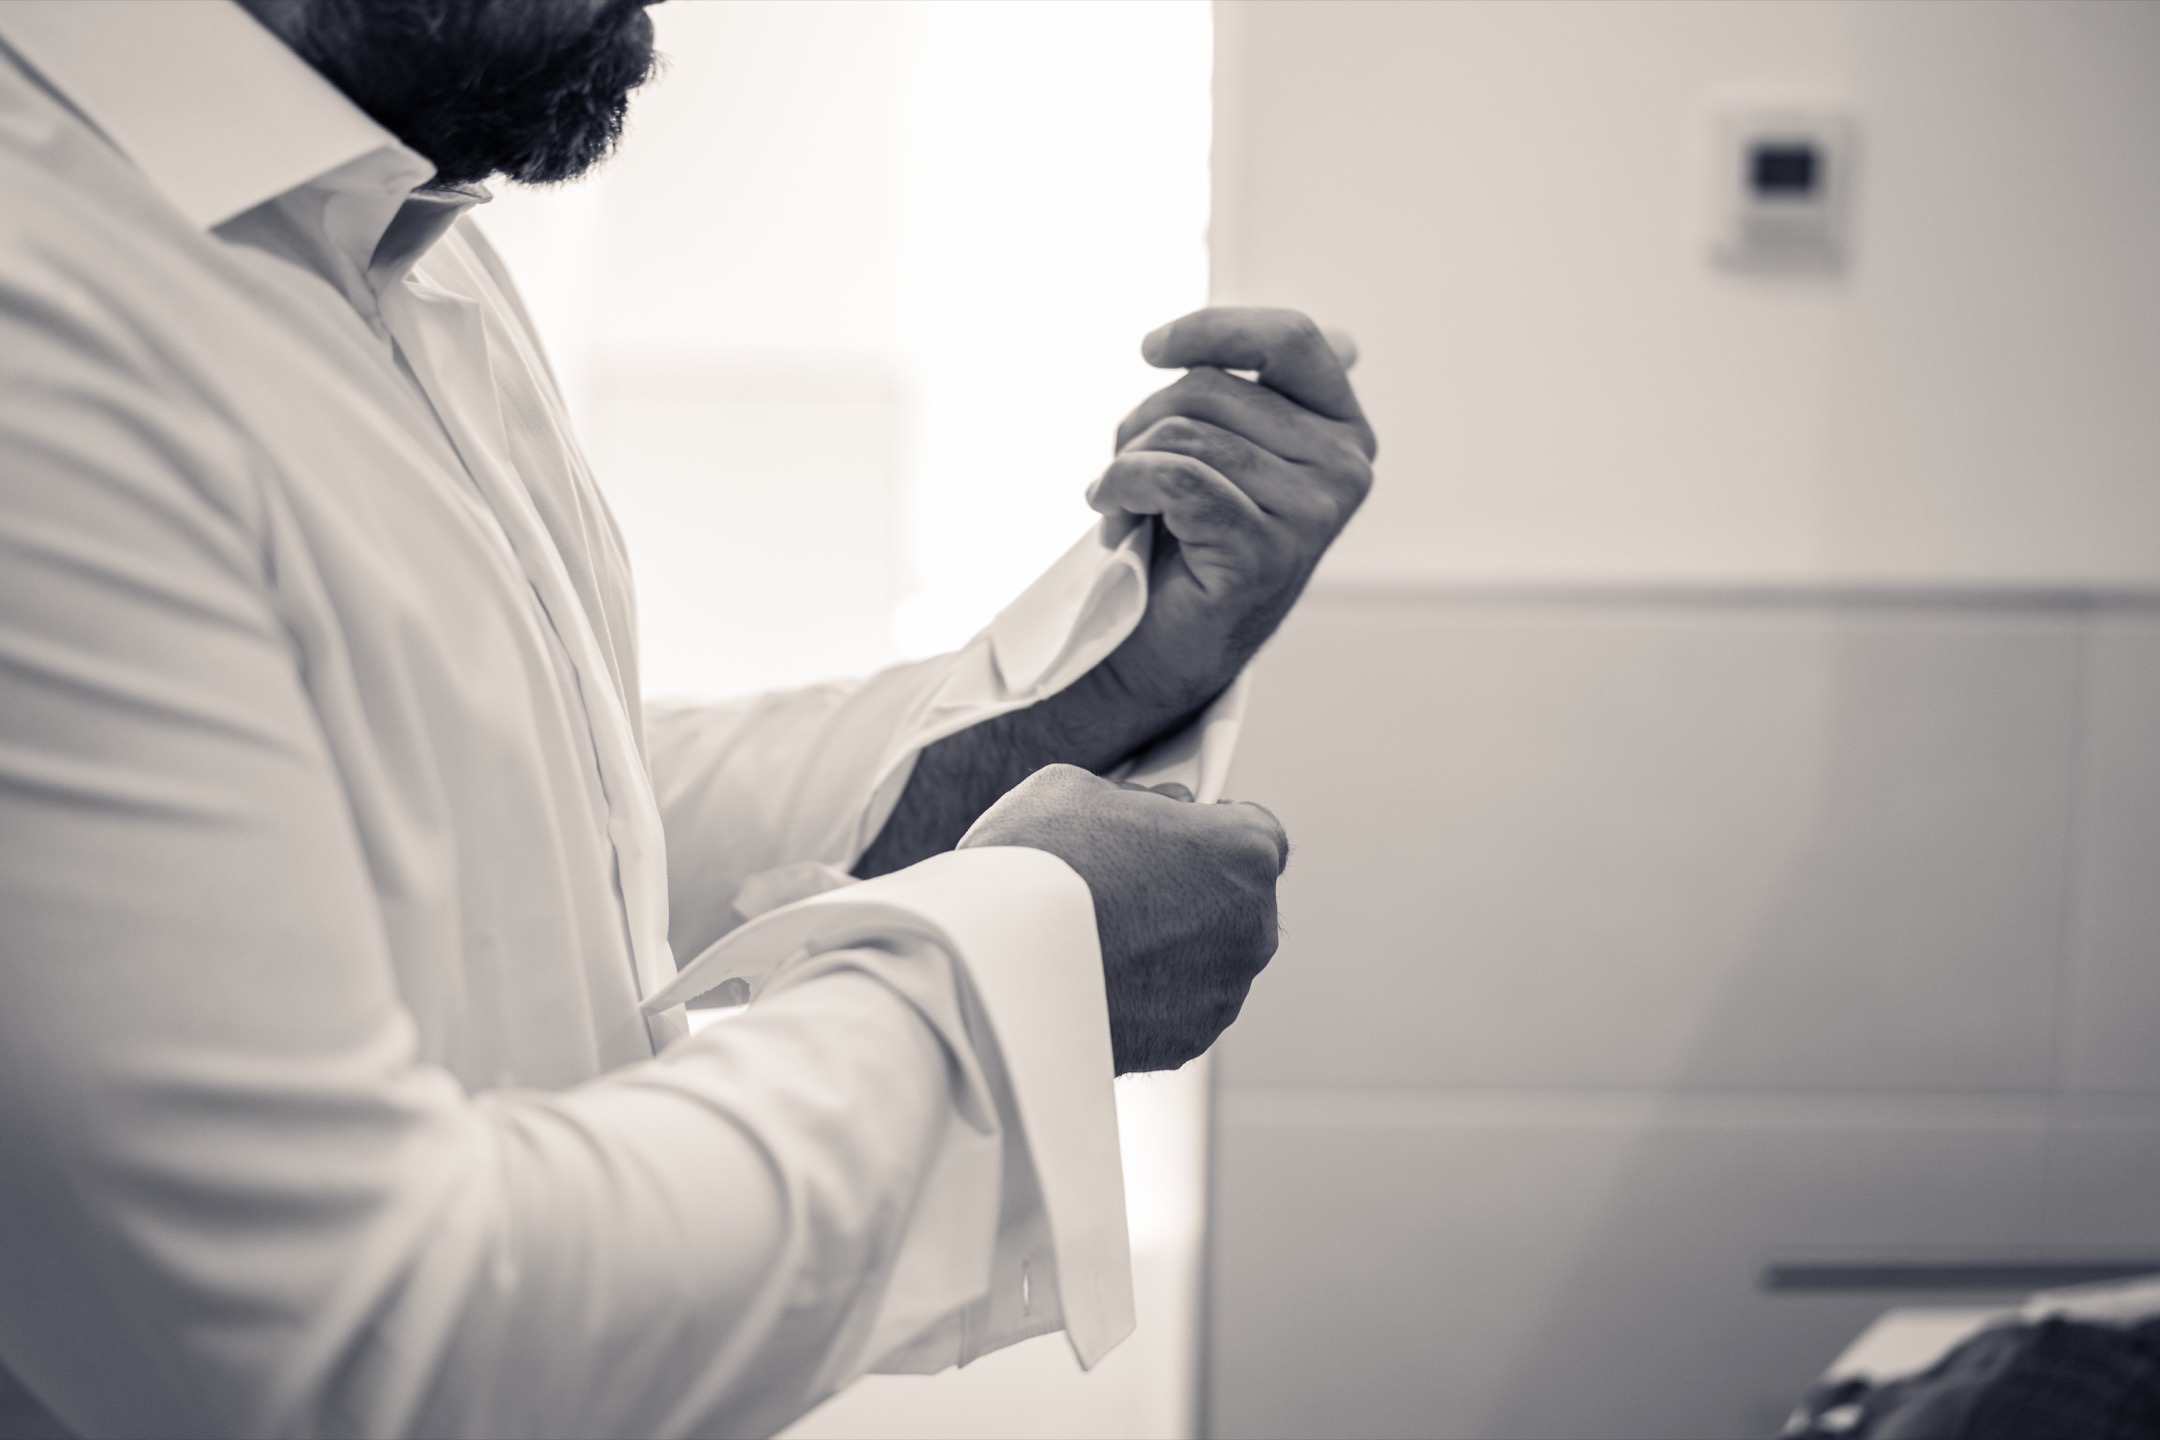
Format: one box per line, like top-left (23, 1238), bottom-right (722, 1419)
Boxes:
top-left (1750, 143), bottom-right (1820, 197)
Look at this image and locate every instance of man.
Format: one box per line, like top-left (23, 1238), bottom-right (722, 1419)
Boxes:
top-left (0, 1), bottom-right (1374, 1436)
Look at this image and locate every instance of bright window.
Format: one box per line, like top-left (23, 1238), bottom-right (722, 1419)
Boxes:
top-left (484, 0), bottom-right (1212, 697)
top-left (481, 5), bottom-right (1215, 1436)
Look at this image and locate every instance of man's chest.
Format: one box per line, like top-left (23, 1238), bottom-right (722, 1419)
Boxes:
top-left (163, 223), bottom-right (663, 1083)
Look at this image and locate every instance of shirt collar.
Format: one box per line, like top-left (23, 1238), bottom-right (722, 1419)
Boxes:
top-left (0, 0), bottom-right (479, 279)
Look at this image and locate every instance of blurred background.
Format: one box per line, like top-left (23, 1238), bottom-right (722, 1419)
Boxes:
top-left (483, 4), bottom-right (1214, 1436)
top-left (485, 1), bottom-right (2160, 1436)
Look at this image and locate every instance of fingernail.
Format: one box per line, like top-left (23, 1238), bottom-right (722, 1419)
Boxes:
top-left (1141, 325), bottom-right (1170, 364)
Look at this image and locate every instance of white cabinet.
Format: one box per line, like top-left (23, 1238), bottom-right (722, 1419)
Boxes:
top-left (1210, 1092), bottom-right (2048, 1440)
top-left (2063, 616), bottom-right (2160, 1093)
top-left (1207, 592), bottom-right (2160, 1439)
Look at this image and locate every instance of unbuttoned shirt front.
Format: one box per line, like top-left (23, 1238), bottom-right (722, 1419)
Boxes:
top-left (0, 4), bottom-right (1164, 1437)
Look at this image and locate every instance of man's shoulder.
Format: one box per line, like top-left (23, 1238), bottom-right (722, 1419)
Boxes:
top-left (0, 86), bottom-right (265, 524)
top-left (0, 161), bottom-right (199, 428)
top-left (0, 57), bottom-right (226, 347)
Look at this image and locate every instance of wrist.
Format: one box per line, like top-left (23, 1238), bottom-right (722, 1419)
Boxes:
top-left (853, 647), bottom-right (1221, 880)
top-left (1025, 654), bottom-right (1197, 775)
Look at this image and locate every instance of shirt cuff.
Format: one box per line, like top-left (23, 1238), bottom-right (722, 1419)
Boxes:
top-left (648, 847), bottom-right (1136, 1375)
top-left (843, 518), bottom-right (1181, 864)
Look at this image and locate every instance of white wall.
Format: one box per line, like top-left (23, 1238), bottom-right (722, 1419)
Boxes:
top-left (1205, 5), bottom-right (2160, 1436)
top-left (1213, 0), bottom-right (2160, 591)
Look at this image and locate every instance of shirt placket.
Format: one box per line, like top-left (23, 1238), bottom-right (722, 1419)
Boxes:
top-left (369, 242), bottom-right (686, 1055)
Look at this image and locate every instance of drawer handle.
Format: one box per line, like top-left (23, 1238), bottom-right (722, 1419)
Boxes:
top-left (1762, 1259), bottom-right (2160, 1293)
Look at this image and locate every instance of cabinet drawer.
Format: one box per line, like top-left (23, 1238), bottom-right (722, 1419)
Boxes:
top-left (1223, 597), bottom-right (2078, 1092)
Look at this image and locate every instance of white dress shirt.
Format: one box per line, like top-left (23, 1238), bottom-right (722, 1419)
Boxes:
top-left (0, 4), bottom-right (1239, 1436)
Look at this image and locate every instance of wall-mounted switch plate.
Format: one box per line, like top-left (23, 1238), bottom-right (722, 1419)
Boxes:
top-left (1712, 108), bottom-right (1854, 272)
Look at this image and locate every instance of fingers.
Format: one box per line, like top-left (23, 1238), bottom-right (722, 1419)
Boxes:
top-left (1117, 365), bottom-right (1378, 469)
top-left (1113, 778), bottom-right (1197, 803)
top-left (1205, 796), bottom-right (1290, 875)
top-left (1116, 414), bottom-right (1350, 527)
top-left (1025, 761), bottom-right (1108, 791)
top-left (1319, 324), bottom-right (1359, 371)
top-left (1116, 365), bottom-right (1364, 463)
top-left (1143, 307), bottom-right (1366, 427)
top-left (1238, 799), bottom-right (1291, 873)
top-left (1002, 761), bottom-right (1117, 810)
top-left (1099, 771), bottom-right (1283, 871)
top-left (1085, 449), bottom-right (1274, 579)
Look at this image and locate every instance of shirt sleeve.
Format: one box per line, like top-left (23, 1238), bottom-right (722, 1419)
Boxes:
top-left (0, 319), bottom-right (1122, 1439)
top-left (642, 525), bottom-right (1141, 968)
top-left (640, 847), bottom-right (1138, 1382)
top-left (646, 519), bottom-right (1250, 966)
top-left (645, 659), bottom-right (968, 960)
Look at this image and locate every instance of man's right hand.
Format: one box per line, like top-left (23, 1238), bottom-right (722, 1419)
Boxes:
top-left (958, 764), bottom-right (1288, 1074)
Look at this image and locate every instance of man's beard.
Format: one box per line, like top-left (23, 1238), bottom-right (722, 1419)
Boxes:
top-left (283, 0), bottom-right (662, 188)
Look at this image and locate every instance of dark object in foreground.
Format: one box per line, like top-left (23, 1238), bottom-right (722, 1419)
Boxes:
top-left (1783, 1316), bottom-right (2160, 1438)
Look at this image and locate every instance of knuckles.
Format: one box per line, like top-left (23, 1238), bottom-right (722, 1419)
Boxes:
top-left (1154, 453), bottom-right (1215, 500)
top-left (1148, 413), bottom-right (1207, 447)
top-left (1281, 309), bottom-right (1331, 359)
top-left (1335, 442), bottom-right (1376, 505)
top-left (1139, 415), bottom-right (1261, 485)
top-left (1242, 821), bottom-right (1292, 879)
top-left (1145, 414), bottom-right (1215, 455)
top-left (1352, 420), bottom-right (1380, 463)
top-left (1112, 358), bottom-right (1376, 503)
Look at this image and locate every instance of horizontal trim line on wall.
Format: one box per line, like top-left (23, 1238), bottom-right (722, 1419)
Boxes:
top-left (1762, 1258), bottom-right (2160, 1294)
top-left (1213, 1086), bottom-right (2157, 1131)
top-left (1303, 576), bottom-right (2160, 614)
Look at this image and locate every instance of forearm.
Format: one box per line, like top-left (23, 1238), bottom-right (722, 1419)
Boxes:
top-left (1, 893), bottom-right (960, 1439)
top-left (854, 655), bottom-right (1204, 878)
top-left (411, 960), bottom-right (955, 1440)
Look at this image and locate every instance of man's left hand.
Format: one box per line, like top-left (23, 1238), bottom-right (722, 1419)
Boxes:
top-left (854, 305), bottom-right (1374, 877)
top-left (1083, 305), bottom-right (1376, 737)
